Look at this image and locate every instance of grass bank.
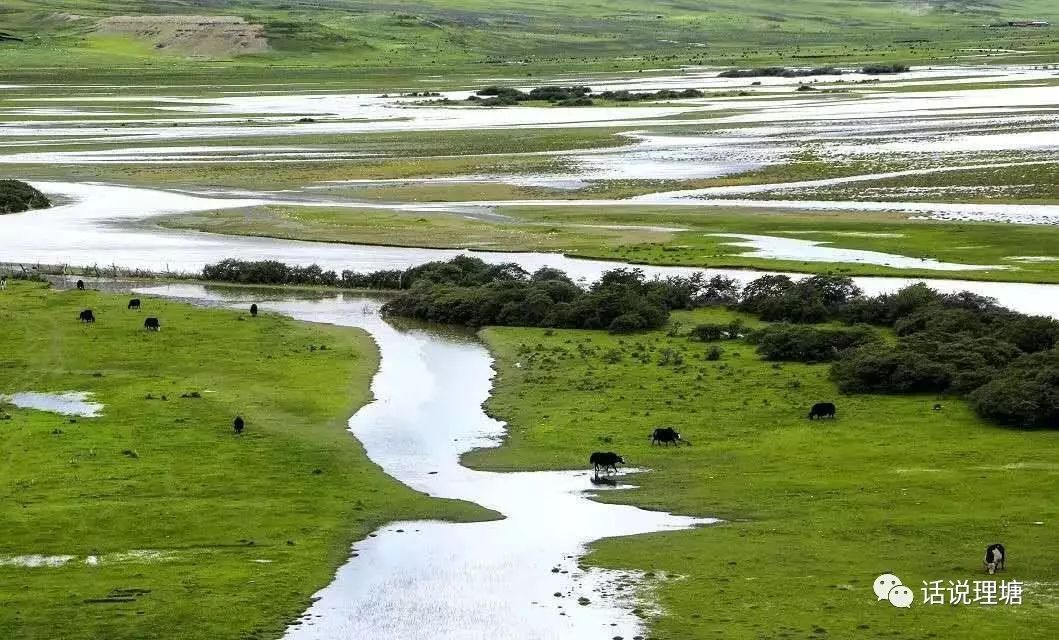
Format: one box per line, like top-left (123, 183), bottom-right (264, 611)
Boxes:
top-left (162, 204), bottom-right (1059, 284)
top-left (0, 281), bottom-right (491, 640)
top-left (469, 307), bottom-right (1059, 638)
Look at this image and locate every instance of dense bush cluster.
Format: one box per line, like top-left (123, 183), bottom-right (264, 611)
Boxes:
top-left (200, 256), bottom-right (535, 290)
top-left (718, 64), bottom-right (909, 79)
top-left (468, 85), bottom-right (706, 107)
top-left (969, 351), bottom-right (1059, 428)
top-left (596, 88), bottom-right (705, 101)
top-left (861, 63), bottom-right (911, 74)
top-left (471, 85), bottom-right (591, 106)
top-left (689, 321), bottom-right (744, 342)
top-left (0, 179), bottom-right (50, 214)
top-left (202, 259), bottom-right (341, 286)
top-left (381, 261), bottom-right (734, 332)
top-left (750, 324), bottom-right (878, 363)
top-left (718, 66), bottom-right (843, 78)
top-left (737, 274), bottom-right (862, 323)
top-left (733, 273), bottom-right (1059, 427)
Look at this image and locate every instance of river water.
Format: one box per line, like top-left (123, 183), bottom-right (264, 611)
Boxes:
top-left (136, 285), bottom-right (710, 640)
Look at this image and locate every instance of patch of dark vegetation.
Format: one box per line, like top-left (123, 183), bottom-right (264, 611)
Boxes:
top-left (83, 587), bottom-right (150, 604)
top-left (595, 88), bottom-right (705, 101)
top-left (462, 85), bottom-right (705, 106)
top-left (380, 258), bottom-right (734, 332)
top-left (718, 66), bottom-right (843, 78)
top-left (470, 85), bottom-right (592, 106)
top-left (860, 63), bottom-right (911, 74)
top-left (736, 276), bottom-right (1059, 428)
top-left (0, 179), bottom-right (50, 214)
top-left (689, 321), bottom-right (745, 342)
top-left (749, 324), bottom-right (879, 363)
top-left (718, 63), bottom-right (908, 78)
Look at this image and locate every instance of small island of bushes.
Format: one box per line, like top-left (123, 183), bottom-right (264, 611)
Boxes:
top-left (0, 179), bottom-right (50, 214)
top-left (718, 63), bottom-right (910, 78)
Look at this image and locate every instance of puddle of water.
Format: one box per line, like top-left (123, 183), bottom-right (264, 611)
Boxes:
top-left (1005, 255), bottom-right (1059, 263)
top-left (0, 555), bottom-right (76, 568)
top-left (710, 233), bottom-right (1002, 270)
top-left (781, 231), bottom-right (906, 238)
top-left (0, 549), bottom-right (177, 567)
top-left (1, 391), bottom-right (103, 417)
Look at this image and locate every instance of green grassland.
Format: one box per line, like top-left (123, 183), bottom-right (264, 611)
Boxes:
top-left (0, 281), bottom-right (492, 640)
top-left (160, 204), bottom-right (1059, 283)
top-left (3, 0), bottom-right (1059, 80)
top-left (469, 307), bottom-right (1059, 639)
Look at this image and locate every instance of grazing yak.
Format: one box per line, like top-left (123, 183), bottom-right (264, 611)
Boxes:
top-left (985, 543), bottom-right (1006, 575)
top-left (808, 402), bottom-right (836, 420)
top-left (651, 426), bottom-right (685, 446)
top-left (78, 309), bottom-right (95, 323)
top-left (128, 298), bottom-right (141, 310)
top-left (233, 416), bottom-right (245, 434)
top-left (590, 451), bottom-right (624, 474)
top-left (144, 317), bottom-right (160, 331)
top-left (250, 303), bottom-right (258, 317)
top-left (76, 279), bottom-right (85, 291)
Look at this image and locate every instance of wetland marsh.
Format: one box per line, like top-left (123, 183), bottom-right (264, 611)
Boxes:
top-left (3, 12), bottom-right (1059, 638)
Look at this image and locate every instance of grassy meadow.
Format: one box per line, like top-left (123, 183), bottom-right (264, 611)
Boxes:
top-left (3, 0), bottom-right (1059, 77)
top-left (469, 307), bottom-right (1059, 639)
top-left (0, 281), bottom-right (490, 640)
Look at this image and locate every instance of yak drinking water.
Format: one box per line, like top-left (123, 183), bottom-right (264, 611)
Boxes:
top-left (590, 451), bottom-right (624, 474)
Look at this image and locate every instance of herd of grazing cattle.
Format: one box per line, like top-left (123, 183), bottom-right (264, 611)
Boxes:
top-left (70, 280), bottom-right (255, 434)
top-left (58, 279), bottom-right (1007, 573)
top-left (590, 405), bottom-right (839, 476)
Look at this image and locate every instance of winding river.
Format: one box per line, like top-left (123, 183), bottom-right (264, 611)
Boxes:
top-left (138, 286), bottom-right (709, 639)
top-left (7, 179), bottom-right (1059, 638)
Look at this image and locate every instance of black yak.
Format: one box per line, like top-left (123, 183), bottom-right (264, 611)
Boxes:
top-left (651, 426), bottom-right (685, 446)
top-left (808, 402), bottom-right (836, 420)
top-left (590, 451), bottom-right (624, 474)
